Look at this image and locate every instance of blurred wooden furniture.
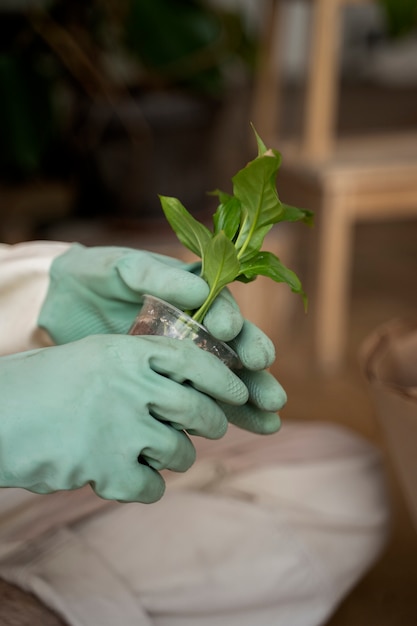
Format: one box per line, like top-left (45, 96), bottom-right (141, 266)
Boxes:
top-left (252, 0), bottom-right (417, 372)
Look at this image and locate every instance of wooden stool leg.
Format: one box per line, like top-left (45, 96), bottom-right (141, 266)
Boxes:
top-left (303, 0), bottom-right (342, 159)
top-left (313, 191), bottom-right (354, 372)
top-left (251, 0), bottom-right (286, 141)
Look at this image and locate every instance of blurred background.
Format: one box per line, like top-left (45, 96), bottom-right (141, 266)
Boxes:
top-left (1, 0), bottom-right (417, 624)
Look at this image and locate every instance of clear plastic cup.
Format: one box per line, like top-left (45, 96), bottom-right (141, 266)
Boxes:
top-left (129, 294), bottom-right (241, 370)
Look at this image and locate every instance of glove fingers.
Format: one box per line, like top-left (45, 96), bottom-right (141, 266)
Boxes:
top-left (237, 369), bottom-right (287, 412)
top-left (139, 424), bottom-right (197, 472)
top-left (117, 253), bottom-right (209, 311)
top-left (230, 320), bottom-right (276, 370)
top-left (203, 289), bottom-right (244, 342)
top-left (220, 402), bottom-right (281, 435)
top-left (140, 336), bottom-right (248, 406)
top-left (149, 380), bottom-right (228, 440)
top-left (92, 464), bottom-right (166, 504)
top-left (149, 253), bottom-right (202, 276)
top-left (91, 424), bottom-right (196, 502)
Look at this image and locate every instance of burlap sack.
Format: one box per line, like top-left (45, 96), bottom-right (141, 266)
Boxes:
top-left (361, 318), bottom-right (417, 531)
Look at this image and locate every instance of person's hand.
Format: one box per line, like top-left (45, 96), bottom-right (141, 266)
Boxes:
top-left (38, 243), bottom-right (286, 435)
top-left (0, 335), bottom-right (248, 503)
top-left (38, 243), bottom-right (235, 344)
top-left (203, 289), bottom-right (287, 435)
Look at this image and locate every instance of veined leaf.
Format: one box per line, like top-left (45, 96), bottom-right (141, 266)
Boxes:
top-left (212, 194), bottom-right (241, 239)
top-left (280, 203), bottom-right (314, 226)
top-left (233, 151), bottom-right (283, 256)
top-left (202, 231), bottom-right (240, 293)
top-left (239, 250), bottom-right (307, 308)
top-left (237, 223), bottom-right (273, 262)
top-left (159, 195), bottom-right (212, 258)
top-left (159, 126), bottom-right (313, 323)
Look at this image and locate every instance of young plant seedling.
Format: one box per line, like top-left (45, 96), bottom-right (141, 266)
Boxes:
top-left (159, 126), bottom-right (314, 323)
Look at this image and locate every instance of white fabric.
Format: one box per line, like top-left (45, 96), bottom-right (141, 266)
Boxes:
top-left (0, 423), bottom-right (389, 626)
top-left (0, 242), bottom-right (390, 626)
top-left (0, 241), bottom-right (70, 354)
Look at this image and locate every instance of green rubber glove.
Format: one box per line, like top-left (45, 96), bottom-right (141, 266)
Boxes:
top-left (38, 243), bottom-right (286, 435)
top-left (0, 335), bottom-right (248, 503)
top-left (205, 290), bottom-right (287, 434)
top-left (38, 243), bottom-right (230, 343)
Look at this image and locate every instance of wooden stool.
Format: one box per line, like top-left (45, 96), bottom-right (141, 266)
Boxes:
top-left (251, 0), bottom-right (417, 371)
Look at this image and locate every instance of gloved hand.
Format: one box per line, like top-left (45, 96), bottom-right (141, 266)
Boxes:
top-left (38, 243), bottom-right (241, 343)
top-left (0, 334), bottom-right (248, 503)
top-left (38, 243), bottom-right (286, 435)
top-left (204, 290), bottom-right (287, 434)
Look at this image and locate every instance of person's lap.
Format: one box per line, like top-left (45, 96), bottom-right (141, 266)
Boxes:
top-left (0, 421), bottom-right (390, 626)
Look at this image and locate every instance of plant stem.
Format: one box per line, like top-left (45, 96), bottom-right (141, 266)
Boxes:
top-left (192, 285), bottom-right (221, 323)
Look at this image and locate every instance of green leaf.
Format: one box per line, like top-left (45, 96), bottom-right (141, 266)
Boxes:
top-left (250, 122), bottom-right (268, 156)
top-left (159, 126), bottom-right (313, 324)
top-left (192, 230), bottom-right (241, 322)
top-left (233, 150), bottom-right (284, 257)
top-left (239, 250), bottom-right (307, 308)
top-left (280, 203), bottom-right (315, 226)
top-left (212, 193), bottom-right (242, 240)
top-left (159, 195), bottom-right (212, 258)
top-left (237, 223), bottom-right (273, 262)
top-left (208, 188), bottom-right (231, 204)
top-left (202, 231), bottom-right (240, 293)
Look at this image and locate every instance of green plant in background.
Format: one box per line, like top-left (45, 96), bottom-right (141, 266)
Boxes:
top-left (160, 126), bottom-right (314, 323)
top-left (0, 0), bottom-right (255, 179)
top-left (123, 0), bottom-right (255, 97)
top-left (0, 19), bottom-right (60, 177)
top-left (378, 0), bottom-right (417, 38)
